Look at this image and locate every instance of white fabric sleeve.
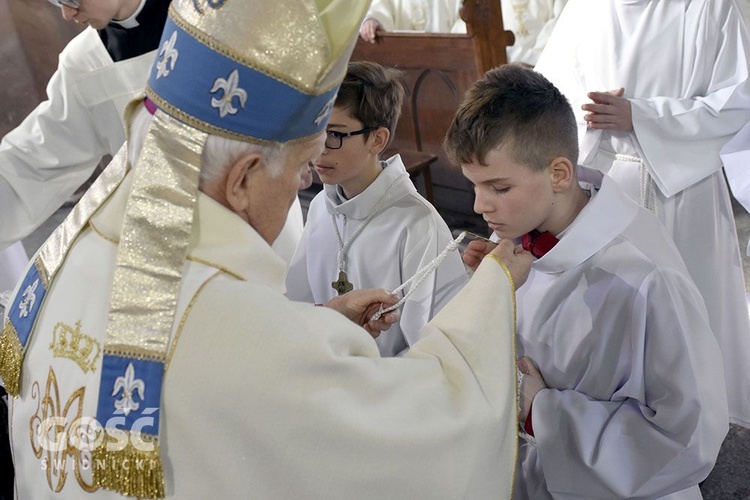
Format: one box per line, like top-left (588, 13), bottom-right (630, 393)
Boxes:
top-left (630, 5), bottom-right (750, 197)
top-left (532, 268), bottom-right (728, 498)
top-left (0, 28), bottom-right (153, 251)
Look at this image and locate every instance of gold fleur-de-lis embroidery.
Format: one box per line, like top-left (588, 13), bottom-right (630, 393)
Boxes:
top-left (112, 362), bottom-right (145, 416)
top-left (18, 278), bottom-right (39, 319)
top-left (210, 69), bottom-right (248, 118)
top-left (29, 367), bottom-right (96, 492)
top-left (156, 31), bottom-right (179, 79)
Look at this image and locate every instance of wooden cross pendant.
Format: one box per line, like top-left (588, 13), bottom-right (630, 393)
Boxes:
top-left (332, 271), bottom-right (354, 295)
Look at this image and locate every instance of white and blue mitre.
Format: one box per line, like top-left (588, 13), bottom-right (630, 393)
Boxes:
top-left (0, 0), bottom-right (370, 498)
top-left (146, 0), bottom-right (363, 143)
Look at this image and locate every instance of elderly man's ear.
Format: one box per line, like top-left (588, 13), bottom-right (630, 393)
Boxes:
top-left (222, 153), bottom-right (264, 215)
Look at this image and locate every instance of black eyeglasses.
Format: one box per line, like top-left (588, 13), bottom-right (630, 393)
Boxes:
top-left (325, 127), bottom-right (376, 150)
top-left (47, 0), bottom-right (80, 8)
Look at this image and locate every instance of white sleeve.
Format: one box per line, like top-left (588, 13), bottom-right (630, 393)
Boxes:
top-left (186, 255), bottom-right (519, 498)
top-left (364, 0), bottom-right (398, 31)
top-left (630, 4), bottom-right (750, 196)
top-left (0, 29), bottom-right (153, 250)
top-left (285, 210), bottom-right (316, 303)
top-left (532, 269), bottom-right (728, 498)
top-left (399, 215), bottom-right (468, 347)
top-left (503, 0), bottom-right (568, 66)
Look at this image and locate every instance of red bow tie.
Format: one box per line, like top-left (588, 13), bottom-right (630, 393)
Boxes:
top-left (521, 230), bottom-right (559, 258)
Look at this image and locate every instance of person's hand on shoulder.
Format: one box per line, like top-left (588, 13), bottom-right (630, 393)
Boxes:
top-left (487, 239), bottom-right (532, 289)
top-left (462, 239), bottom-right (497, 272)
top-left (359, 18), bottom-right (383, 43)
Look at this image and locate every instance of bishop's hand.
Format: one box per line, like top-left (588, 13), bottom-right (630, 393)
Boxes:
top-left (463, 239), bottom-right (532, 289)
top-left (323, 289), bottom-right (400, 339)
top-left (462, 239), bottom-right (498, 272)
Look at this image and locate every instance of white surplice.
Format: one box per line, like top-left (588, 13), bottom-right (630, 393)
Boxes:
top-left (7, 168), bottom-right (518, 499)
top-left (535, 0), bottom-right (750, 427)
top-left (721, 120), bottom-right (750, 253)
top-left (364, 0), bottom-right (567, 65)
top-left (514, 168), bottom-right (728, 499)
top-left (0, 242), bottom-right (27, 293)
top-left (286, 155), bottom-right (468, 356)
top-left (0, 27), bottom-right (303, 264)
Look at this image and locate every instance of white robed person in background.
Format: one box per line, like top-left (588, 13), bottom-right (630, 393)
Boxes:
top-left (0, 0), bottom-right (304, 266)
top-left (535, 0), bottom-right (750, 427)
top-left (360, 0), bottom-right (567, 66)
top-left (1, 0), bottom-right (528, 498)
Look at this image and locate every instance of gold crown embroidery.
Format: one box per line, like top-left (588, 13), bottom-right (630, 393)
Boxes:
top-left (49, 322), bottom-right (102, 374)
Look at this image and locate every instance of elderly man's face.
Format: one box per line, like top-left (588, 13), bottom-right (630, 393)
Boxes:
top-left (245, 132), bottom-right (325, 244)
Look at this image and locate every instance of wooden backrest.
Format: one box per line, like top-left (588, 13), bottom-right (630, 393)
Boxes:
top-left (350, 0), bottom-right (513, 217)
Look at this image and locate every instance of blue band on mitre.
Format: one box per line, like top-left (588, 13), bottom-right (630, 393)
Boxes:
top-left (147, 16), bottom-right (338, 142)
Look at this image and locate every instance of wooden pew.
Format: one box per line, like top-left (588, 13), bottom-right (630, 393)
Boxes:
top-left (350, 0), bottom-right (513, 226)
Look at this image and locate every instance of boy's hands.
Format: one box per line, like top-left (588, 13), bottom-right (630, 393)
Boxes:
top-left (518, 356), bottom-right (547, 423)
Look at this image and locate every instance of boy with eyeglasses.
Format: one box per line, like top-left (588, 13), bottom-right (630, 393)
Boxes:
top-left (286, 61), bottom-right (468, 357)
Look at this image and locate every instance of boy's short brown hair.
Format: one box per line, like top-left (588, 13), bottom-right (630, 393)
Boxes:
top-left (335, 61), bottom-right (405, 149)
top-left (444, 64), bottom-right (579, 171)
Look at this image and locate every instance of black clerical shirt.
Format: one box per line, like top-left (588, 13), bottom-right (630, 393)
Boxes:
top-left (97, 0), bottom-right (171, 62)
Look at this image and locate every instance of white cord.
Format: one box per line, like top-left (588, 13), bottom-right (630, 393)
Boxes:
top-left (332, 173), bottom-right (409, 274)
top-left (370, 231), bottom-right (467, 322)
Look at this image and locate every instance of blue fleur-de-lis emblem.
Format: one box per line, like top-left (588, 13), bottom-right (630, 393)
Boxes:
top-left (18, 278), bottom-right (39, 319)
top-left (112, 363), bottom-right (145, 416)
top-left (210, 69), bottom-right (248, 118)
top-left (156, 31), bottom-right (179, 79)
top-left (314, 95), bottom-right (337, 126)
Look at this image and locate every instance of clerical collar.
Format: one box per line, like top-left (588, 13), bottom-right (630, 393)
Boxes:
top-left (98, 0), bottom-right (170, 62)
top-left (111, 0), bottom-right (147, 28)
top-left (556, 183), bottom-right (596, 239)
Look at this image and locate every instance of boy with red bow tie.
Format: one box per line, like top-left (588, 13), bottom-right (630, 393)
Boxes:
top-left (447, 65), bottom-right (728, 499)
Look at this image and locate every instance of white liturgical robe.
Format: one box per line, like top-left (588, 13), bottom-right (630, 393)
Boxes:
top-left (286, 155), bottom-right (468, 356)
top-left (0, 243), bottom-right (27, 293)
top-left (535, 0), bottom-right (750, 427)
top-left (0, 28), bottom-right (303, 264)
top-left (514, 169), bottom-right (728, 499)
top-left (364, 0), bottom-right (567, 65)
top-left (6, 167), bottom-right (519, 499)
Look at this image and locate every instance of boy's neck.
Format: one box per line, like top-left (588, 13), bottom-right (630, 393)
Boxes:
top-left (340, 158), bottom-right (383, 199)
top-left (540, 185), bottom-right (591, 236)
